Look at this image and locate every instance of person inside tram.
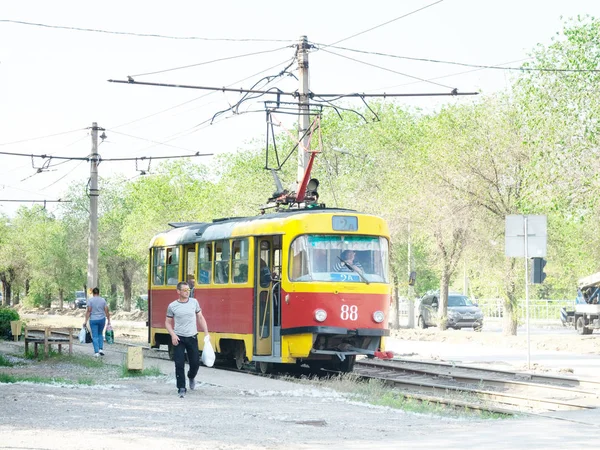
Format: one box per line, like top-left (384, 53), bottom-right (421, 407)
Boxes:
top-left (334, 250), bottom-right (363, 272)
top-left (154, 266), bottom-right (164, 285)
top-left (234, 264), bottom-right (248, 283)
top-left (260, 259), bottom-right (271, 288)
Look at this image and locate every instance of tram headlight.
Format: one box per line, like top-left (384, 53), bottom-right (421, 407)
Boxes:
top-left (314, 309), bottom-right (327, 322)
top-left (373, 310), bottom-right (385, 323)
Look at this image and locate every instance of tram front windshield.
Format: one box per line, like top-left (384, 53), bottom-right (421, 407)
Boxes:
top-left (290, 235), bottom-right (389, 283)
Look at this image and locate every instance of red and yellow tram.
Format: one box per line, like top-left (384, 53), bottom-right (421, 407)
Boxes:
top-left (148, 208), bottom-right (392, 372)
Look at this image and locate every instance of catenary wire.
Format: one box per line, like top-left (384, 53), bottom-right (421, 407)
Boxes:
top-left (324, 0), bottom-right (445, 48)
top-left (0, 128), bottom-right (87, 146)
top-left (106, 130), bottom-right (208, 153)
top-left (108, 56), bottom-right (296, 130)
top-left (319, 48), bottom-right (456, 90)
top-left (366, 58), bottom-right (531, 92)
top-left (320, 45), bottom-right (600, 73)
top-left (130, 45), bottom-right (293, 77)
top-left (0, 19), bottom-right (295, 42)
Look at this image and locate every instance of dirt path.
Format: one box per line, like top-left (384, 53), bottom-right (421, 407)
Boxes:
top-left (2, 312), bottom-right (600, 449)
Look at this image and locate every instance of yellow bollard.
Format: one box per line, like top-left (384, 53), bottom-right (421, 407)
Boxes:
top-left (10, 321), bottom-right (22, 342)
top-left (127, 346), bottom-right (143, 371)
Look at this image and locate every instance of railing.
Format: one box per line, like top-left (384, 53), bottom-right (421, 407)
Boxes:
top-left (394, 297), bottom-right (575, 324)
top-left (476, 298), bottom-right (575, 321)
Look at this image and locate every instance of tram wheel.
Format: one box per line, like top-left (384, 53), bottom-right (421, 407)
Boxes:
top-left (234, 342), bottom-right (246, 370)
top-left (255, 361), bottom-right (272, 374)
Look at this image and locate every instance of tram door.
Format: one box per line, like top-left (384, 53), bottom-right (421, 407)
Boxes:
top-left (254, 237), bottom-right (277, 356)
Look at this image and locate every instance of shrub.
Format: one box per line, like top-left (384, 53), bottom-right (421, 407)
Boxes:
top-left (0, 307), bottom-right (20, 338)
top-left (108, 294), bottom-right (117, 312)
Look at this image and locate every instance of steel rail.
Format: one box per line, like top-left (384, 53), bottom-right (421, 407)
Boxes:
top-left (354, 361), bottom-right (598, 412)
top-left (367, 357), bottom-right (600, 390)
top-left (356, 360), bottom-right (600, 398)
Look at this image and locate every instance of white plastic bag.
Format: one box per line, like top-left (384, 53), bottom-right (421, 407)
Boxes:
top-left (201, 335), bottom-right (215, 368)
top-left (78, 326), bottom-right (87, 344)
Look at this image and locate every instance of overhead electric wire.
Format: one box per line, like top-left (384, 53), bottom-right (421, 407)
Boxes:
top-left (321, 45), bottom-right (599, 73)
top-left (319, 47), bottom-right (456, 90)
top-left (108, 56), bottom-right (296, 130)
top-left (324, 0), bottom-right (445, 47)
top-left (380, 58), bottom-right (531, 90)
top-left (0, 149), bottom-right (211, 162)
top-left (130, 45), bottom-right (293, 77)
top-left (0, 19), bottom-right (294, 42)
top-left (0, 199), bottom-right (68, 203)
top-left (0, 128), bottom-right (86, 146)
top-left (106, 129), bottom-right (208, 152)
top-left (101, 152), bottom-right (211, 161)
top-left (42, 160), bottom-right (87, 190)
top-left (109, 79), bottom-right (476, 97)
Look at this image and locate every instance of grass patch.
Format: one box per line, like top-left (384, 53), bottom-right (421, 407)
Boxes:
top-left (284, 372), bottom-right (511, 420)
top-left (0, 353), bottom-right (14, 367)
top-left (120, 364), bottom-right (162, 378)
top-left (23, 350), bottom-right (105, 368)
top-left (55, 353), bottom-right (105, 368)
top-left (0, 373), bottom-right (92, 385)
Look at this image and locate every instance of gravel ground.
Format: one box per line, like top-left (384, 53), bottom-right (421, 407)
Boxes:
top-left (2, 312), bottom-right (600, 449)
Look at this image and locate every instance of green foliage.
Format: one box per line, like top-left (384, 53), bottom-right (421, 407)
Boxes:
top-left (108, 294), bottom-right (117, 312)
top-left (135, 295), bottom-right (148, 311)
top-left (0, 373), bottom-right (86, 385)
top-left (0, 307), bottom-right (19, 337)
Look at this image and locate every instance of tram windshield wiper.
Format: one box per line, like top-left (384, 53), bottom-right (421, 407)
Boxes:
top-left (337, 257), bottom-right (370, 284)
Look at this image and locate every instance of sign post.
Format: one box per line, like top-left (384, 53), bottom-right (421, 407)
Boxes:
top-left (505, 215), bottom-right (547, 370)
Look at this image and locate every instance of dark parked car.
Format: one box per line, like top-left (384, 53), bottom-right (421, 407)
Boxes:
top-left (73, 291), bottom-right (87, 309)
top-left (418, 292), bottom-right (483, 331)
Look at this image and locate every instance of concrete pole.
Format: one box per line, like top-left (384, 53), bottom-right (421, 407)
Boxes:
top-left (87, 122), bottom-right (100, 296)
top-left (524, 216), bottom-right (531, 370)
top-left (296, 35), bottom-right (310, 185)
top-left (407, 219), bottom-right (415, 328)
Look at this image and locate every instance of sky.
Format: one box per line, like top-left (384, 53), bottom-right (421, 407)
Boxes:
top-left (0, 0), bottom-right (598, 217)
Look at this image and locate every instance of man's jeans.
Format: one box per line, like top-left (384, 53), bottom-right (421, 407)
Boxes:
top-left (173, 335), bottom-right (200, 390)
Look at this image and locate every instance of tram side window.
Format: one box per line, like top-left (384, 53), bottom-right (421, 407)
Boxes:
top-left (232, 238), bottom-right (249, 284)
top-left (215, 240), bottom-right (230, 284)
top-left (197, 243), bottom-right (212, 284)
top-left (153, 248), bottom-right (166, 286)
top-left (166, 247), bottom-right (179, 285)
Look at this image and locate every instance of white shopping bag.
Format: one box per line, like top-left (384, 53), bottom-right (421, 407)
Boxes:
top-left (78, 326), bottom-right (87, 344)
top-left (201, 335), bottom-right (215, 368)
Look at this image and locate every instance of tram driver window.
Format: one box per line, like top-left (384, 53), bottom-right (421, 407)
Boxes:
top-left (166, 247), bottom-right (179, 285)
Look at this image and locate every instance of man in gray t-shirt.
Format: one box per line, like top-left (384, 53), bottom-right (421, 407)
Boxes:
top-left (165, 281), bottom-right (209, 398)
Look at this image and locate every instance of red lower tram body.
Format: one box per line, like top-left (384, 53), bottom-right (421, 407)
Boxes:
top-left (149, 285), bottom-right (390, 371)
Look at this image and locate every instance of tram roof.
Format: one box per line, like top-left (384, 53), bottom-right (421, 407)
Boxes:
top-left (149, 207), bottom-right (385, 247)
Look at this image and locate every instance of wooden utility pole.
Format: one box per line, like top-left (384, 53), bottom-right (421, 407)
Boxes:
top-left (296, 35), bottom-right (310, 183)
top-left (87, 122), bottom-right (101, 295)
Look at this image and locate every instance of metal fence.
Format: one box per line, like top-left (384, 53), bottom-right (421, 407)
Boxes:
top-left (476, 298), bottom-right (574, 321)
top-left (395, 297), bottom-right (575, 324)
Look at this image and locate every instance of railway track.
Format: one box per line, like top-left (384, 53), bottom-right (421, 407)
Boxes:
top-left (354, 358), bottom-right (600, 416)
top-left (118, 341), bottom-right (600, 419)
